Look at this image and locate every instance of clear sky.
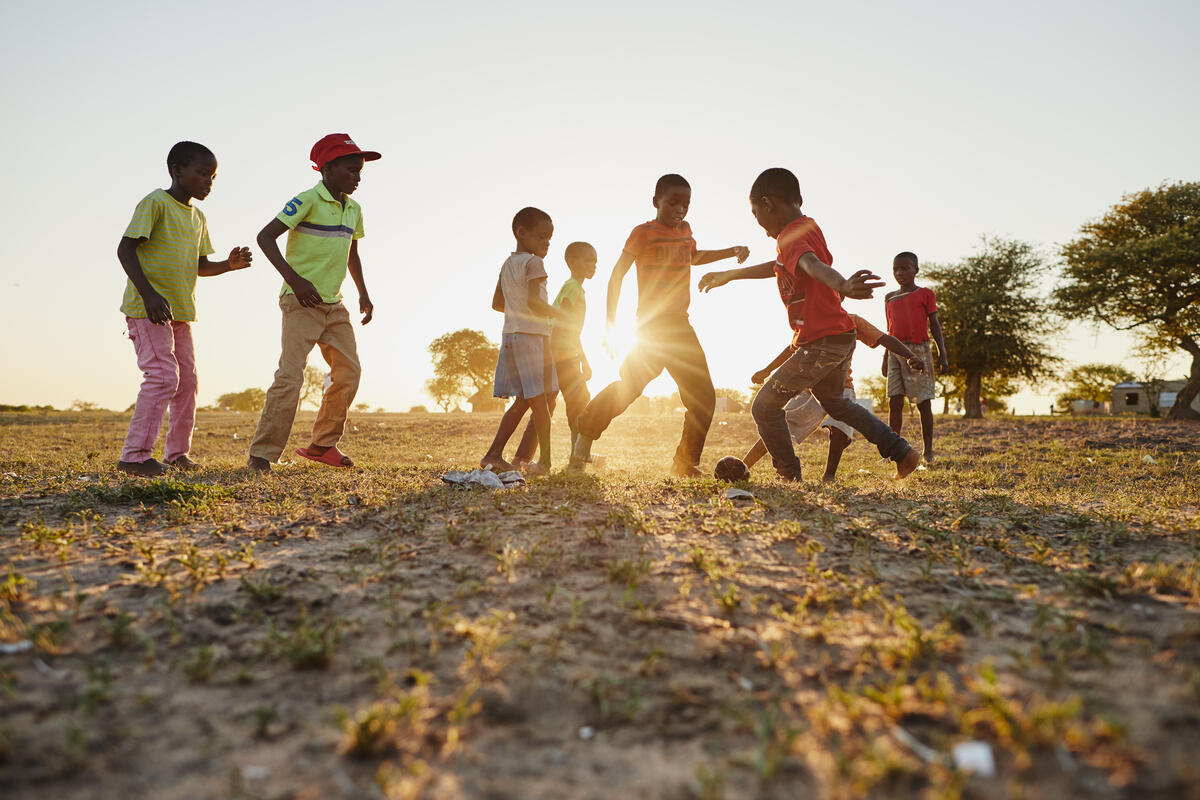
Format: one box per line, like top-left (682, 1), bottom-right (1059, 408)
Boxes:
top-left (2, 0), bottom-right (1197, 414)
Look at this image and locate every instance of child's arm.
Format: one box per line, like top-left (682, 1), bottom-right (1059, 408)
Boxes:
top-left (492, 277), bottom-right (504, 312)
top-left (603, 252), bottom-right (637, 345)
top-left (256, 219), bottom-right (323, 307)
top-left (198, 247), bottom-right (253, 277)
top-left (117, 236), bottom-right (172, 324)
top-left (751, 344), bottom-right (796, 385)
top-left (798, 253), bottom-right (885, 299)
top-left (526, 278), bottom-right (570, 326)
top-left (928, 312), bottom-right (949, 373)
top-left (697, 260), bottom-right (776, 293)
top-left (878, 334), bottom-right (925, 373)
top-left (692, 246), bottom-right (749, 267)
top-left (347, 240), bottom-right (373, 324)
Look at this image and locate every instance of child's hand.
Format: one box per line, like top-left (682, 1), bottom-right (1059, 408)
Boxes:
top-left (936, 355), bottom-right (948, 374)
top-left (228, 247), bottom-right (253, 271)
top-left (289, 276), bottom-right (323, 307)
top-left (906, 356), bottom-right (925, 374)
top-left (143, 290), bottom-right (173, 325)
top-left (698, 271), bottom-right (730, 293)
top-left (840, 269), bottom-right (886, 300)
top-left (752, 368), bottom-right (771, 385)
top-left (733, 246), bottom-right (750, 263)
top-left (359, 293), bottom-right (374, 325)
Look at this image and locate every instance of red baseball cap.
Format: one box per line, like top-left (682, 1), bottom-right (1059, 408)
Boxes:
top-left (310, 133), bottom-right (382, 171)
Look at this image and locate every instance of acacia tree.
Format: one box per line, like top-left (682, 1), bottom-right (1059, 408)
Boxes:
top-left (1054, 363), bottom-right (1135, 413)
top-left (924, 237), bottom-right (1059, 418)
top-left (426, 329), bottom-right (499, 411)
top-left (1055, 181), bottom-right (1200, 420)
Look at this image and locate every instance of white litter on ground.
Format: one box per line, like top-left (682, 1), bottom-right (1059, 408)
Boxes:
top-left (442, 469), bottom-right (526, 489)
top-left (952, 741), bottom-right (996, 776)
top-left (725, 487), bottom-right (756, 501)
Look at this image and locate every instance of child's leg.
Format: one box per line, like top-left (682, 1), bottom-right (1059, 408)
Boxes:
top-left (527, 394), bottom-right (552, 467)
top-left (249, 296), bottom-right (324, 464)
top-left (888, 395), bottom-right (905, 434)
top-left (917, 399), bottom-right (935, 462)
top-left (558, 358), bottom-right (591, 440)
top-left (823, 429), bottom-right (851, 481)
top-left (813, 362), bottom-right (915, 472)
top-left (121, 317), bottom-right (181, 464)
top-left (742, 439), bottom-right (768, 467)
top-left (513, 394), bottom-right (555, 463)
top-left (307, 309), bottom-right (362, 453)
top-left (164, 322), bottom-right (198, 463)
top-left (575, 340), bottom-right (664, 447)
top-left (482, 398), bottom-right (529, 470)
top-left (663, 322), bottom-right (715, 473)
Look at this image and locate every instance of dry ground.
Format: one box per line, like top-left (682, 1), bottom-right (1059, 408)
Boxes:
top-left (1, 409), bottom-right (1198, 799)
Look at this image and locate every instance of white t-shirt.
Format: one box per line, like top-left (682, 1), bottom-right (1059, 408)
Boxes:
top-left (500, 252), bottom-right (550, 336)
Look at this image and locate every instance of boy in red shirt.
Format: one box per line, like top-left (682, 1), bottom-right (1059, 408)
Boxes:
top-left (570, 174), bottom-right (748, 477)
top-left (699, 168), bottom-right (920, 481)
top-left (884, 251), bottom-right (948, 464)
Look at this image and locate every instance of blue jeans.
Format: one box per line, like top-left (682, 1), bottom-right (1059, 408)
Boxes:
top-left (751, 332), bottom-right (911, 479)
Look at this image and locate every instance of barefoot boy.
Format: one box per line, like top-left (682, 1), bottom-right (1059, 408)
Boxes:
top-left (479, 207), bottom-right (568, 476)
top-left (116, 141), bottom-right (252, 476)
top-left (511, 241), bottom-right (598, 467)
top-left (884, 251), bottom-right (948, 463)
top-left (570, 174), bottom-right (749, 477)
top-left (247, 134), bottom-right (380, 472)
top-left (699, 167), bottom-right (920, 481)
top-left (740, 314), bottom-right (926, 481)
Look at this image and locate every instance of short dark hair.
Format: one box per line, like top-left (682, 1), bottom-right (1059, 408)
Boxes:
top-left (564, 241), bottom-right (595, 264)
top-left (654, 173), bottom-right (690, 200)
top-left (167, 141), bottom-right (215, 172)
top-left (751, 168), bottom-right (803, 205)
top-left (512, 206), bottom-right (552, 236)
top-left (894, 251), bottom-right (919, 264)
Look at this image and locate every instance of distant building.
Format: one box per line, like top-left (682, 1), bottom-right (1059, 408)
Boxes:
top-left (1111, 380), bottom-right (1199, 415)
top-left (714, 397), bottom-right (745, 414)
top-left (1072, 399), bottom-right (1110, 416)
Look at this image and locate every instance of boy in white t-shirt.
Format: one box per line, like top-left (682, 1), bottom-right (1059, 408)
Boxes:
top-left (479, 207), bottom-right (567, 475)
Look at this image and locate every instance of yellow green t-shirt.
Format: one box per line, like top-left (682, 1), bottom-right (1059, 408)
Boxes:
top-left (119, 189), bottom-right (214, 322)
top-left (275, 182), bottom-right (364, 303)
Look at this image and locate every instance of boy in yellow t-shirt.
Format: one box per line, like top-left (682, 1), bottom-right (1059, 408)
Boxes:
top-left (116, 141), bottom-right (251, 476)
top-left (247, 134), bottom-right (381, 472)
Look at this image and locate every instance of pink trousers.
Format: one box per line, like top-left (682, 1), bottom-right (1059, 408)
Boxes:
top-left (120, 317), bottom-right (197, 463)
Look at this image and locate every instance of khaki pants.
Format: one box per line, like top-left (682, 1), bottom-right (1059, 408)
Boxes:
top-left (249, 295), bottom-right (361, 461)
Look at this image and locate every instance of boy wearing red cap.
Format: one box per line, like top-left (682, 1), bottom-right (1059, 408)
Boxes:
top-left (247, 134), bottom-right (381, 471)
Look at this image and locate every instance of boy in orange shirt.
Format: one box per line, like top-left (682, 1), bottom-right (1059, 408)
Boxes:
top-left (884, 251), bottom-right (948, 464)
top-left (570, 174), bottom-right (748, 477)
top-left (699, 168), bottom-right (920, 481)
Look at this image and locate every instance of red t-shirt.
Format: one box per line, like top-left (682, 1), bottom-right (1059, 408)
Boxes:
top-left (775, 216), bottom-right (855, 344)
top-left (623, 220), bottom-right (698, 321)
top-left (885, 287), bottom-right (937, 342)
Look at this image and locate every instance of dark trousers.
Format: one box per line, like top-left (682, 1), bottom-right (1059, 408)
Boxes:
top-left (514, 352), bottom-right (592, 461)
top-left (752, 332), bottom-right (910, 479)
top-left (576, 316), bottom-right (715, 469)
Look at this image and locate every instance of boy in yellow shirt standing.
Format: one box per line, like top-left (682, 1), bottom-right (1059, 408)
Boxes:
top-left (247, 134), bottom-right (380, 472)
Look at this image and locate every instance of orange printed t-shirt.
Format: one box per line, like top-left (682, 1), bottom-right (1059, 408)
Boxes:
top-left (623, 220), bottom-right (697, 322)
top-left (845, 314), bottom-right (885, 389)
top-left (885, 287), bottom-right (936, 342)
top-left (774, 216), bottom-right (854, 344)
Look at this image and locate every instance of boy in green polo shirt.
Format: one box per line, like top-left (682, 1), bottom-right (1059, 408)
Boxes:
top-left (247, 134), bottom-right (381, 472)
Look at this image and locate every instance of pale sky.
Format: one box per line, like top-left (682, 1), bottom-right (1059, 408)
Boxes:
top-left (3, 0), bottom-right (1197, 414)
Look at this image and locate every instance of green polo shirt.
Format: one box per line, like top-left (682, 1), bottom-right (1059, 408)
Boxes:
top-left (120, 189), bottom-right (214, 322)
top-left (276, 182), bottom-right (364, 303)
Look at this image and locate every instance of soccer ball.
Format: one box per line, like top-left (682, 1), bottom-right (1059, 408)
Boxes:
top-left (714, 456), bottom-right (751, 483)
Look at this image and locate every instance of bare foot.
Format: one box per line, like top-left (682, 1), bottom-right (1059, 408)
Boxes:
top-left (821, 473), bottom-right (836, 483)
top-left (247, 456), bottom-right (271, 473)
top-left (511, 457), bottom-right (536, 470)
top-left (523, 462), bottom-right (550, 476)
top-left (480, 455), bottom-right (515, 472)
top-left (895, 448), bottom-right (921, 479)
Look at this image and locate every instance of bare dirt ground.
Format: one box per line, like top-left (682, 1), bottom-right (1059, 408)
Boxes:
top-left (1, 410), bottom-right (1198, 799)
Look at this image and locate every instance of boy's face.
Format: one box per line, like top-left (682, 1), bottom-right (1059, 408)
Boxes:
top-left (322, 155), bottom-right (365, 196)
top-left (170, 155), bottom-right (218, 201)
top-left (517, 219), bottom-right (554, 258)
top-left (569, 246), bottom-right (598, 280)
top-left (750, 194), bottom-right (785, 238)
top-left (893, 256), bottom-right (919, 286)
top-left (654, 186), bottom-right (691, 228)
